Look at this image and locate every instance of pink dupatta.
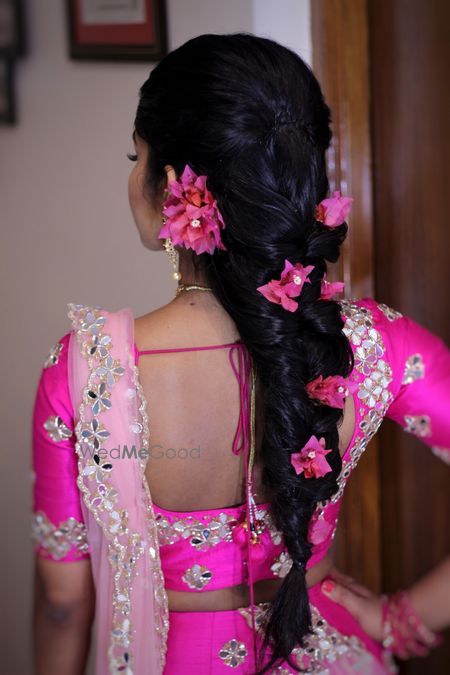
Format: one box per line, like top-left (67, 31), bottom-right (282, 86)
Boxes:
top-left (67, 303), bottom-right (169, 674)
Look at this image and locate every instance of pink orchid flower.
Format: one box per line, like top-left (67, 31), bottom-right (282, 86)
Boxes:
top-left (315, 190), bottom-right (353, 227)
top-left (305, 374), bottom-right (357, 409)
top-left (320, 274), bottom-right (345, 300)
top-left (290, 435), bottom-right (333, 479)
top-left (158, 164), bottom-right (226, 255)
top-left (256, 259), bottom-right (315, 312)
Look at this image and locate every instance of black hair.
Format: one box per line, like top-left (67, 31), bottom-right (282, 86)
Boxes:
top-left (134, 32), bottom-right (354, 673)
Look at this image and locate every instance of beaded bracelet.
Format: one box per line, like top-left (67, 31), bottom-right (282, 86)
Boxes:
top-left (381, 590), bottom-right (443, 659)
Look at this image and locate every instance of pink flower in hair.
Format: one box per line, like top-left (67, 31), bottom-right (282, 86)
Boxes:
top-left (315, 190), bottom-right (353, 227)
top-left (256, 259), bottom-right (315, 312)
top-left (305, 374), bottom-right (357, 409)
top-left (320, 274), bottom-right (345, 300)
top-left (290, 435), bottom-right (333, 479)
top-left (158, 164), bottom-right (227, 255)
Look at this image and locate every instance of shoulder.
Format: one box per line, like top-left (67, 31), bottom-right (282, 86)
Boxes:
top-left (340, 296), bottom-right (403, 328)
top-left (339, 296), bottom-right (404, 361)
top-left (66, 302), bottom-right (135, 345)
top-left (41, 330), bottom-right (72, 370)
top-left (37, 330), bottom-right (73, 395)
top-left (34, 330), bottom-right (74, 427)
top-left (340, 296), bottom-right (450, 403)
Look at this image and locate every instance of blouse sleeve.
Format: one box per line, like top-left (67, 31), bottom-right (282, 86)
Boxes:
top-left (31, 331), bottom-right (90, 562)
top-left (364, 299), bottom-right (450, 464)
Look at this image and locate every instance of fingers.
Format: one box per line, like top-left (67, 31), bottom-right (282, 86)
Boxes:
top-left (328, 568), bottom-right (374, 599)
top-left (328, 567), bottom-right (355, 585)
top-left (321, 578), bottom-right (365, 619)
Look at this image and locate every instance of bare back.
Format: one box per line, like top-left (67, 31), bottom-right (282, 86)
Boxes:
top-left (135, 294), bottom-right (355, 512)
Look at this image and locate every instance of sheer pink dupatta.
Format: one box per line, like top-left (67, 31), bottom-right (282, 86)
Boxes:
top-left (67, 303), bottom-right (169, 675)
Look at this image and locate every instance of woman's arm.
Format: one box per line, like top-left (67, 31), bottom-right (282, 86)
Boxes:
top-left (322, 558), bottom-right (450, 641)
top-left (33, 558), bottom-right (95, 675)
top-left (322, 303), bottom-right (450, 646)
top-left (31, 333), bottom-right (94, 673)
top-left (404, 556), bottom-right (450, 632)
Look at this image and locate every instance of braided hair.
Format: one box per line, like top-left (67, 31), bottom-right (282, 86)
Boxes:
top-left (134, 32), bottom-right (354, 673)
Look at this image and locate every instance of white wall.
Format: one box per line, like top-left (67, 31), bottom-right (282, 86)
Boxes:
top-left (0, 1), bottom-right (310, 671)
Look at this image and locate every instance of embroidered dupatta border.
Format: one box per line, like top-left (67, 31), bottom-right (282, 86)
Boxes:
top-left (67, 303), bottom-right (169, 673)
top-left (125, 307), bottom-right (170, 663)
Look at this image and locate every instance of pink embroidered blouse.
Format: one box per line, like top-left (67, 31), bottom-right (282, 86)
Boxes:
top-left (31, 298), bottom-right (450, 593)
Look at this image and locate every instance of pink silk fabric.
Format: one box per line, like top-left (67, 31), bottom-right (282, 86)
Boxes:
top-left (31, 298), bottom-right (450, 674)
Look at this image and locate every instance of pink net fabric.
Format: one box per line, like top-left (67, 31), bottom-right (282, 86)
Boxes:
top-left (67, 305), bottom-right (168, 675)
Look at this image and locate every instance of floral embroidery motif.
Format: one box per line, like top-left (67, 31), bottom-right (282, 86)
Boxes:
top-left (155, 505), bottom-right (285, 551)
top-left (79, 309), bottom-right (105, 335)
top-left (402, 354), bottom-right (425, 385)
top-left (404, 414), bottom-right (432, 438)
top-left (218, 638), bottom-right (248, 668)
top-left (80, 417), bottom-right (110, 449)
top-left (357, 360), bottom-right (392, 409)
top-left (31, 511), bottom-right (89, 559)
top-left (238, 604), bottom-right (270, 633)
top-left (84, 333), bottom-right (113, 359)
top-left (85, 381), bottom-right (113, 415)
top-left (182, 563), bottom-right (213, 589)
top-left (44, 341), bottom-right (63, 368)
top-left (263, 511), bottom-right (284, 545)
top-left (43, 415), bottom-right (73, 442)
top-left (67, 303), bottom-right (169, 674)
top-left (240, 602), bottom-right (372, 672)
top-left (431, 446), bottom-right (450, 464)
top-left (270, 551), bottom-right (293, 578)
top-left (155, 511), bottom-right (238, 548)
top-left (96, 355), bottom-right (126, 387)
top-left (378, 303), bottom-right (403, 321)
top-left (359, 409), bottom-right (381, 441)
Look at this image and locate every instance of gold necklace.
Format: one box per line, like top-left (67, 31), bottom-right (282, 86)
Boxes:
top-left (175, 283), bottom-right (213, 296)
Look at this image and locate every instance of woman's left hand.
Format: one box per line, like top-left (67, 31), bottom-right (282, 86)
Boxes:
top-left (320, 567), bottom-right (384, 642)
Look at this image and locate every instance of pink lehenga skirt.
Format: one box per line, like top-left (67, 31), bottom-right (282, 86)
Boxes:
top-left (163, 578), bottom-right (397, 674)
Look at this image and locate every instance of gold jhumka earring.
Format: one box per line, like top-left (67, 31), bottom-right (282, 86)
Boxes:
top-left (160, 181), bottom-right (214, 297)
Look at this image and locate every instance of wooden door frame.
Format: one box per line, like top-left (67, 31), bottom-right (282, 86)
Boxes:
top-left (311, 0), bottom-right (382, 591)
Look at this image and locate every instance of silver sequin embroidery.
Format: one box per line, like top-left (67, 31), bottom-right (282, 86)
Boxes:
top-left (402, 354), bottom-right (425, 385)
top-left (239, 602), bottom-right (378, 672)
top-left (324, 301), bottom-right (395, 505)
top-left (270, 551), bottom-right (293, 578)
top-left (404, 414), bottom-right (432, 438)
top-left (85, 381), bottom-right (113, 415)
top-left (67, 303), bottom-right (168, 673)
top-left (80, 417), bottom-right (110, 449)
top-left (182, 563), bottom-right (213, 589)
top-left (43, 415), bottom-right (73, 442)
top-left (31, 511), bottom-right (89, 559)
top-left (218, 638), bottom-right (248, 668)
top-left (155, 506), bottom-right (284, 550)
top-left (44, 342), bottom-right (63, 368)
top-left (378, 303), bottom-right (403, 321)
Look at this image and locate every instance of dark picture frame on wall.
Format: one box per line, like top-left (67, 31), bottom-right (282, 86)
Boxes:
top-left (0, 59), bottom-right (15, 124)
top-left (66, 0), bottom-right (167, 61)
top-left (0, 0), bottom-right (26, 58)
